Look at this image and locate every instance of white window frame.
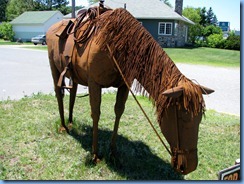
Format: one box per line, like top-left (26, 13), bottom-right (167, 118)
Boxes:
top-left (158, 22), bottom-right (173, 35)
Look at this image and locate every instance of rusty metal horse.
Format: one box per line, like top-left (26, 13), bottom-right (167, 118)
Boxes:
top-left (46, 7), bottom-right (214, 174)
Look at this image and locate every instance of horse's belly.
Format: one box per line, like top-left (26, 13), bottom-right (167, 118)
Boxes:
top-left (74, 60), bottom-right (122, 87)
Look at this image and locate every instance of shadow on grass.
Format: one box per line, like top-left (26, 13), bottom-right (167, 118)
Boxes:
top-left (69, 124), bottom-right (184, 180)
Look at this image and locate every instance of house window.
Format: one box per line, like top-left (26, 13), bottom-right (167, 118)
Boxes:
top-left (158, 22), bottom-right (172, 35)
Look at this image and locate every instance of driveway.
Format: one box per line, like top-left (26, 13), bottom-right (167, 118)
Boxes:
top-left (0, 45), bottom-right (240, 116)
top-left (176, 63), bottom-right (240, 116)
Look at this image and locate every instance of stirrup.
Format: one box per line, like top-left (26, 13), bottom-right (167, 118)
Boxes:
top-left (57, 66), bottom-right (73, 89)
top-left (63, 77), bottom-right (73, 89)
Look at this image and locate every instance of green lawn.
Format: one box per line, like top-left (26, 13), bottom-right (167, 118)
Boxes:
top-left (0, 93), bottom-right (240, 180)
top-left (0, 39), bottom-right (32, 46)
top-left (164, 47), bottom-right (240, 67)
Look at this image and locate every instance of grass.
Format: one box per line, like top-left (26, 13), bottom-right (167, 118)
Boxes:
top-left (164, 47), bottom-right (240, 67)
top-left (0, 39), bottom-right (32, 46)
top-left (0, 93), bottom-right (240, 180)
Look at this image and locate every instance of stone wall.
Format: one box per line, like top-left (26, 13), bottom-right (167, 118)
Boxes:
top-left (157, 22), bottom-right (186, 48)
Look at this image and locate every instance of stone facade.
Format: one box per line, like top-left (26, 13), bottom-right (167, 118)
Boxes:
top-left (157, 21), bottom-right (187, 48)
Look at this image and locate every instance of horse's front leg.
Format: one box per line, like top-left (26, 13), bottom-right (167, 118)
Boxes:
top-left (55, 86), bottom-right (68, 133)
top-left (111, 84), bottom-right (129, 156)
top-left (68, 82), bottom-right (78, 130)
top-left (49, 58), bottom-right (68, 133)
top-left (88, 79), bottom-right (101, 163)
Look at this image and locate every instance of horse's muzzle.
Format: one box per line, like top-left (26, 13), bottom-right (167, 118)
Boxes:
top-left (171, 148), bottom-right (198, 175)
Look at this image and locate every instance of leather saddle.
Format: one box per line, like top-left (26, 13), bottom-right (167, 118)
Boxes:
top-left (54, 6), bottom-right (111, 89)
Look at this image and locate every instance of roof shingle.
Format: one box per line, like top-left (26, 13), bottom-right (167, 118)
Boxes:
top-left (65, 0), bottom-right (193, 24)
top-left (11, 11), bottom-right (63, 24)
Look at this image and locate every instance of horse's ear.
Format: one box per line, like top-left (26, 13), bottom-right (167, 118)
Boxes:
top-left (162, 86), bottom-right (183, 98)
top-left (198, 85), bottom-right (215, 95)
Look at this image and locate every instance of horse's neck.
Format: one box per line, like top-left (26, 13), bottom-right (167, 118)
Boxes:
top-left (133, 48), bottom-right (182, 100)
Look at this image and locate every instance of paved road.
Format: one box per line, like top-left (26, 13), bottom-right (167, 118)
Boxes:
top-left (177, 63), bottom-right (240, 116)
top-left (0, 45), bottom-right (240, 116)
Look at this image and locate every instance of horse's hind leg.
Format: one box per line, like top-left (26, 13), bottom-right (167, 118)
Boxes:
top-left (88, 79), bottom-right (102, 163)
top-left (111, 84), bottom-right (129, 156)
top-left (68, 82), bottom-right (78, 129)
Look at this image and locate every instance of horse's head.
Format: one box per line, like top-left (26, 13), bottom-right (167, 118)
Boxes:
top-left (160, 84), bottom-right (214, 175)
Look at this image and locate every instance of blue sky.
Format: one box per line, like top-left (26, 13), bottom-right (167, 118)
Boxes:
top-left (73, 0), bottom-right (242, 30)
top-left (168, 0), bottom-right (241, 30)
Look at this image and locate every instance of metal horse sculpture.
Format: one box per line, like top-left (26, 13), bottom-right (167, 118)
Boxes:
top-left (46, 7), bottom-right (214, 174)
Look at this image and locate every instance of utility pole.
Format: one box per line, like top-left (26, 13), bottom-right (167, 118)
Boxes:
top-left (72, 0), bottom-right (76, 18)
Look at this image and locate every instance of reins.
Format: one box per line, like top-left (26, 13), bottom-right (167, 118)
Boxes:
top-left (106, 44), bottom-right (172, 156)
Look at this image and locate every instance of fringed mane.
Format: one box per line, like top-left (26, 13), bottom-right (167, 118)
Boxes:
top-left (95, 8), bottom-right (205, 119)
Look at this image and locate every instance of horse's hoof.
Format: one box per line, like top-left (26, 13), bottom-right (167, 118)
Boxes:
top-left (58, 126), bottom-right (69, 134)
top-left (92, 154), bottom-right (101, 164)
top-left (68, 123), bottom-right (73, 130)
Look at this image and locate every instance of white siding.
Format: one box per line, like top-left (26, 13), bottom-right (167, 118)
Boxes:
top-left (13, 24), bottom-right (44, 41)
top-left (44, 12), bottom-right (63, 32)
top-left (12, 12), bottom-right (63, 41)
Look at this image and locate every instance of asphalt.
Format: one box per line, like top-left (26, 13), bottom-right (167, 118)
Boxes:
top-left (0, 45), bottom-right (240, 116)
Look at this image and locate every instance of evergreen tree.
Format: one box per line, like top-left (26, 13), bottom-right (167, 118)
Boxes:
top-left (212, 15), bottom-right (218, 26)
top-left (199, 7), bottom-right (207, 26)
top-left (0, 0), bottom-right (8, 22)
top-left (200, 7), bottom-right (218, 27)
top-left (206, 7), bottom-right (214, 25)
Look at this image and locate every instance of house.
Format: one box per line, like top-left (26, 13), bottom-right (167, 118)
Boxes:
top-left (10, 11), bottom-right (63, 41)
top-left (65, 0), bottom-right (194, 47)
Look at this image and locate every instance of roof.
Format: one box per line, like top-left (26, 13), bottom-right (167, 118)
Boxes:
top-left (11, 11), bottom-right (63, 25)
top-left (65, 0), bottom-right (194, 24)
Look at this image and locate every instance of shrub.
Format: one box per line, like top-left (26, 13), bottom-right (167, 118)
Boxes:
top-left (207, 33), bottom-right (224, 48)
top-left (224, 35), bottom-right (240, 50)
top-left (0, 22), bottom-right (15, 41)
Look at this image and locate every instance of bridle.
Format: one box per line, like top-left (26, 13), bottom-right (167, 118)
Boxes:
top-left (171, 100), bottom-right (198, 173)
top-left (107, 43), bottom-right (199, 172)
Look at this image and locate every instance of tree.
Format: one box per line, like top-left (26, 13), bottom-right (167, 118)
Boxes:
top-left (206, 7), bottom-right (214, 25)
top-left (199, 7), bottom-right (218, 27)
top-left (212, 14), bottom-right (218, 26)
top-left (33, 0), bottom-right (69, 11)
top-left (0, 0), bottom-right (8, 22)
top-left (6, 0), bottom-right (70, 20)
top-left (6, 0), bottom-right (35, 21)
top-left (203, 25), bottom-right (222, 37)
top-left (199, 7), bottom-right (207, 26)
top-left (183, 7), bottom-right (203, 44)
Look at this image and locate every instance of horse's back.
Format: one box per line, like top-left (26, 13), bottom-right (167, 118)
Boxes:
top-left (46, 14), bottom-right (123, 88)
